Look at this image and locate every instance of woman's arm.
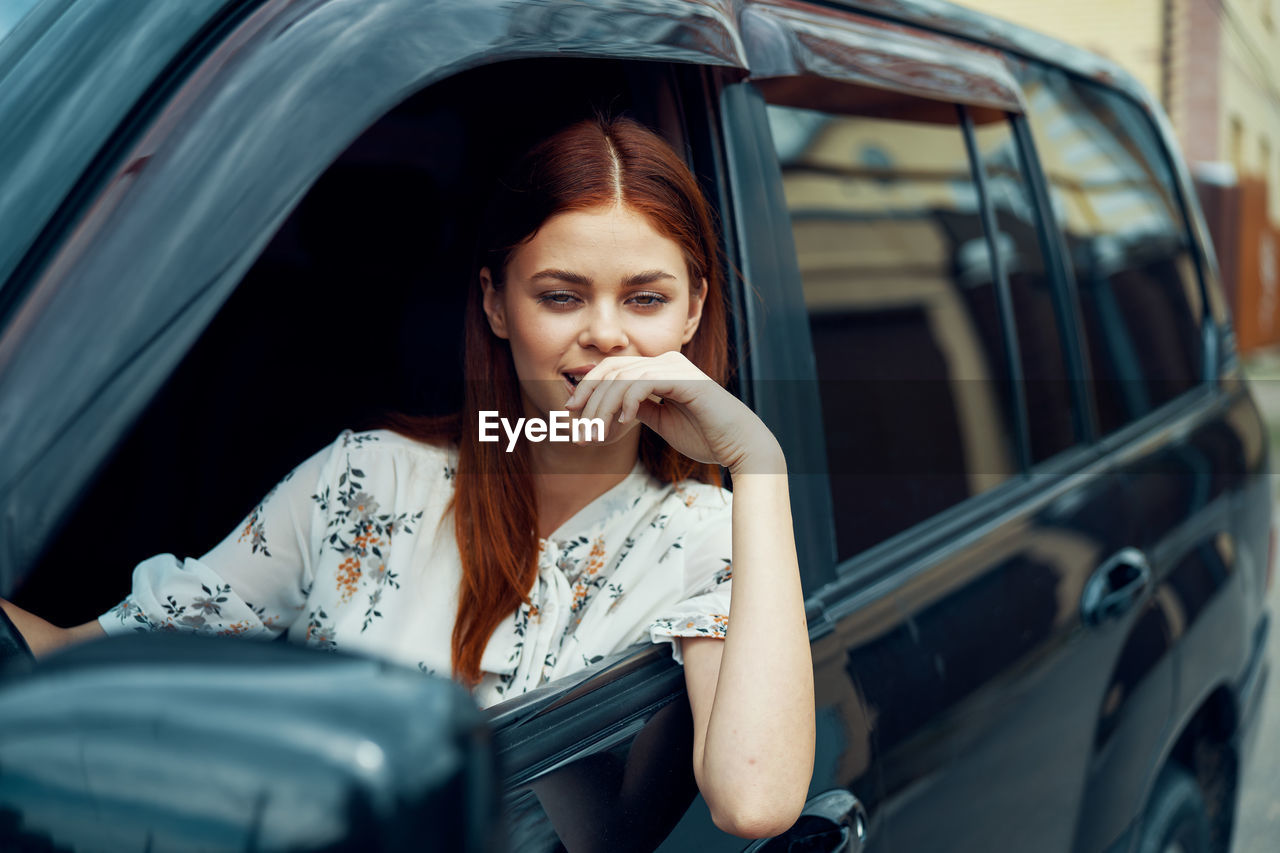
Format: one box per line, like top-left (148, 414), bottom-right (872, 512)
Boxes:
top-left (682, 441), bottom-right (814, 839)
top-left (0, 598), bottom-right (105, 658)
top-left (567, 353), bottom-right (816, 837)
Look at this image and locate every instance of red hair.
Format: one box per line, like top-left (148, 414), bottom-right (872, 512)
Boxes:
top-left (386, 115), bottom-right (728, 685)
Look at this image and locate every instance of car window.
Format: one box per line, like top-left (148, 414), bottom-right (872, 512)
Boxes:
top-left (970, 118), bottom-right (1080, 463)
top-left (6, 14), bottom-right (739, 840)
top-left (1018, 64), bottom-right (1206, 436)
top-left (764, 100), bottom-right (1019, 563)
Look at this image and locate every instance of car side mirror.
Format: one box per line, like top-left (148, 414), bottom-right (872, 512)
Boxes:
top-left (0, 633), bottom-right (502, 852)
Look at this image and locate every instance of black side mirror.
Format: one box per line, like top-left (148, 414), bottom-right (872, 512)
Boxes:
top-left (0, 633), bottom-right (503, 852)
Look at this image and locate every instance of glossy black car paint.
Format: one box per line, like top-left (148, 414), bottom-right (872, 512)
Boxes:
top-left (0, 634), bottom-right (500, 852)
top-left (0, 1), bottom-right (1270, 852)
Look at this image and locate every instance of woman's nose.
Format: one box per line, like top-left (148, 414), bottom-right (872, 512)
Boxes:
top-left (578, 304), bottom-right (629, 352)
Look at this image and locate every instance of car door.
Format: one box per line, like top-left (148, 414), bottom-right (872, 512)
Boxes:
top-left (727, 3), bottom-right (1180, 851)
top-left (1010, 58), bottom-right (1269, 851)
top-left (0, 2), bottom-right (839, 851)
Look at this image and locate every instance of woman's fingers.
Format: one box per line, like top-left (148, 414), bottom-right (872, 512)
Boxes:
top-left (619, 382), bottom-right (656, 424)
top-left (564, 356), bottom-right (644, 411)
top-left (564, 352), bottom-right (715, 445)
top-left (579, 365), bottom-right (652, 441)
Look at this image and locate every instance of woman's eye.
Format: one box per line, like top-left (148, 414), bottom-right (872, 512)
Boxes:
top-left (537, 292), bottom-right (579, 307)
top-left (628, 292), bottom-right (669, 308)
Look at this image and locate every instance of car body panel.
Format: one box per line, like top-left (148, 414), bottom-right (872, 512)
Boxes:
top-left (0, 0), bottom-right (260, 306)
top-left (0, 0), bottom-right (1270, 851)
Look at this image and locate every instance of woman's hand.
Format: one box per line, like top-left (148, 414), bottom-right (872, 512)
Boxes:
top-left (565, 351), bottom-right (814, 838)
top-left (562, 352), bottom-right (780, 474)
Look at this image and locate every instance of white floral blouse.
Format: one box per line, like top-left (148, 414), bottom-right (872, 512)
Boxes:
top-left (99, 429), bottom-right (733, 709)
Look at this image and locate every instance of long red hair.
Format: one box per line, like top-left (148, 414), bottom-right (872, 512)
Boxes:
top-left (386, 115), bottom-right (728, 685)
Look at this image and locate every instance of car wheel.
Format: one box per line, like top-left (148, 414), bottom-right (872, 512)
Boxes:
top-left (1137, 763), bottom-right (1212, 853)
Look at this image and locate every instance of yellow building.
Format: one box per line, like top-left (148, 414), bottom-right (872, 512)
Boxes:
top-left (1218, 0), bottom-right (1280, 223)
top-left (951, 0), bottom-right (1280, 226)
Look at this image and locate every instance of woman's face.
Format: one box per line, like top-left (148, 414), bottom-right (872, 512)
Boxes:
top-left (481, 204), bottom-right (706, 428)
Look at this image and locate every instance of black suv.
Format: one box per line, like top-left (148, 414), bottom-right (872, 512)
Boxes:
top-left (0, 1), bottom-right (1270, 852)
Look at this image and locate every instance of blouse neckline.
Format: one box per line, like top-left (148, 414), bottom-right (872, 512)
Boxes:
top-left (539, 458), bottom-right (652, 545)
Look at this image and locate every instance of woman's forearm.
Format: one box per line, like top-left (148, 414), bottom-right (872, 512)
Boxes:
top-left (695, 444), bottom-right (815, 836)
top-left (0, 598), bottom-right (104, 658)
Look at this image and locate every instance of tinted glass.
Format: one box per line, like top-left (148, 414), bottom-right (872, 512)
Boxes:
top-left (766, 103), bottom-right (1018, 562)
top-left (1020, 66), bottom-right (1204, 435)
top-left (971, 118), bottom-right (1077, 462)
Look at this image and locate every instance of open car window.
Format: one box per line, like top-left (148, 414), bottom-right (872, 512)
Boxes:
top-left (0, 1), bottom-right (761, 848)
top-left (2, 7), bottom-right (746, 847)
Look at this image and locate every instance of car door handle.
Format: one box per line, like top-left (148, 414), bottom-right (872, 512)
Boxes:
top-left (743, 788), bottom-right (868, 853)
top-left (1081, 547), bottom-right (1151, 626)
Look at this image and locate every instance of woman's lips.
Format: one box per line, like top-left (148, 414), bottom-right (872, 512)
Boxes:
top-left (562, 368), bottom-right (593, 401)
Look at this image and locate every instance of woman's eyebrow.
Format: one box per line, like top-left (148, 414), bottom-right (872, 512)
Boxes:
top-left (530, 268), bottom-right (592, 286)
top-left (622, 270), bottom-right (678, 286)
top-left (528, 269), bottom-right (678, 287)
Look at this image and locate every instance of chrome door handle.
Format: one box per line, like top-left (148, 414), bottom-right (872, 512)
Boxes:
top-left (743, 788), bottom-right (868, 852)
top-left (1081, 547), bottom-right (1151, 626)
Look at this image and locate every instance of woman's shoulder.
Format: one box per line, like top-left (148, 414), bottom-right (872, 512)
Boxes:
top-left (332, 427), bottom-right (456, 456)
top-left (314, 428), bottom-right (459, 479)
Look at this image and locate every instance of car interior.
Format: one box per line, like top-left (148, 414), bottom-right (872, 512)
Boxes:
top-left (14, 58), bottom-right (731, 644)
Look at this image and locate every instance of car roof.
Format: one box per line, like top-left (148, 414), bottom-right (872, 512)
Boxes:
top-left (826, 0), bottom-right (1155, 107)
top-left (0, 0), bottom-right (1151, 307)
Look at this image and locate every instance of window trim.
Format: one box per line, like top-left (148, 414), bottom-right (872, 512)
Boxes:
top-left (718, 78), bottom-right (840, 596)
top-left (815, 438), bottom-right (1101, 616)
top-left (960, 104), bottom-right (1032, 475)
top-left (1008, 111), bottom-right (1099, 448)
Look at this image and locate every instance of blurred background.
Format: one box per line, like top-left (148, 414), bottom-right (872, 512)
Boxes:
top-left (948, 2), bottom-right (1280, 849)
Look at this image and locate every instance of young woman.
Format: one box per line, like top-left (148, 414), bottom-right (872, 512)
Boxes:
top-left (0, 115), bottom-right (814, 838)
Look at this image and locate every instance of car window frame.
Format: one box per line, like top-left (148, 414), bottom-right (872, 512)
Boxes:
top-left (0, 2), bottom-right (816, 845)
top-left (0, 0), bottom-right (750, 598)
top-left (1006, 110), bottom-right (1099, 447)
top-left (730, 0), bottom-right (1057, 596)
top-left (735, 61), bottom-right (1053, 591)
top-left (742, 85), bottom-right (1050, 596)
top-left (959, 104), bottom-right (1033, 475)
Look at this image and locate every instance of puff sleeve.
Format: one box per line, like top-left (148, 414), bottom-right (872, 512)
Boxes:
top-left (97, 437), bottom-right (338, 640)
top-left (647, 488), bottom-right (734, 665)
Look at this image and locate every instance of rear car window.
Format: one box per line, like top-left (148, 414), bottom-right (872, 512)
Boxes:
top-left (765, 101), bottom-right (1018, 562)
top-left (1019, 65), bottom-right (1206, 436)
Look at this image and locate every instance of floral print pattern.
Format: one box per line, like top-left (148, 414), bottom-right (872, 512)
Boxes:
top-left (98, 429), bottom-right (733, 709)
top-left (305, 607), bottom-right (337, 652)
top-left (313, 450), bottom-right (421, 626)
top-left (649, 612), bottom-right (729, 639)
